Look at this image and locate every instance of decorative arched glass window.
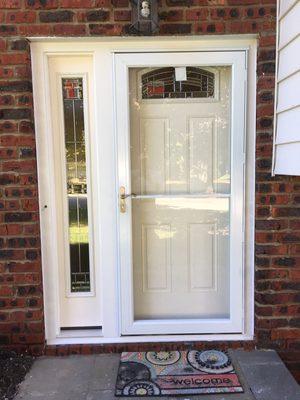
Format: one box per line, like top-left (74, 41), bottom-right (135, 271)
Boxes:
top-left (141, 67), bottom-right (215, 99)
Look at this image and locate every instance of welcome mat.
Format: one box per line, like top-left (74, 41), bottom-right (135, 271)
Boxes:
top-left (115, 350), bottom-right (243, 396)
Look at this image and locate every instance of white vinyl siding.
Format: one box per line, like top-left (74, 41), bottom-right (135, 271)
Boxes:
top-left (273, 0), bottom-right (300, 175)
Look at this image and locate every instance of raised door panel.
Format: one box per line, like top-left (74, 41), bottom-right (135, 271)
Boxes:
top-left (188, 222), bottom-right (217, 291)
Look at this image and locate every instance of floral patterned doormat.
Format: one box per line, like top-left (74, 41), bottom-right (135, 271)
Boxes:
top-left (115, 350), bottom-right (244, 397)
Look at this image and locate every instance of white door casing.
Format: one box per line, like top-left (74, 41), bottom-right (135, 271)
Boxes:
top-left (30, 37), bottom-right (256, 344)
top-left (115, 51), bottom-right (247, 335)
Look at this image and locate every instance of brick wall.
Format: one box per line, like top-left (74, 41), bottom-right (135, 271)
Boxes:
top-left (0, 0), bottom-right (299, 382)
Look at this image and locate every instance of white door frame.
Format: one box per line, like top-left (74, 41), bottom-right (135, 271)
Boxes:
top-left (116, 51), bottom-right (246, 335)
top-left (30, 36), bottom-right (257, 345)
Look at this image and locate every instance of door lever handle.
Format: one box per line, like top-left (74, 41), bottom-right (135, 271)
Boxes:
top-left (119, 186), bottom-right (136, 213)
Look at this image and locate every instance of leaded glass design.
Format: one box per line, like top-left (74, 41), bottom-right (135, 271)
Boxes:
top-left (141, 67), bottom-right (215, 99)
top-left (62, 78), bottom-right (90, 293)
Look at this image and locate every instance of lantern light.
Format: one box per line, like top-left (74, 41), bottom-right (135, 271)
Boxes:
top-left (129, 0), bottom-right (158, 35)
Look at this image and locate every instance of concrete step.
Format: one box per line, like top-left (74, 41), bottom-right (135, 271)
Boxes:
top-left (15, 350), bottom-right (300, 400)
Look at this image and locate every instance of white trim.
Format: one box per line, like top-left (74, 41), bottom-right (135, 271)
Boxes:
top-left (273, 0), bottom-right (300, 175)
top-left (30, 36), bottom-right (257, 344)
top-left (48, 333), bottom-right (254, 346)
top-left (272, 0), bottom-right (280, 176)
top-left (28, 34), bottom-right (258, 43)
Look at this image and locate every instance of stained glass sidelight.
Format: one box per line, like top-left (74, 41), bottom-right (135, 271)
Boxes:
top-left (141, 67), bottom-right (215, 99)
top-left (62, 78), bottom-right (91, 293)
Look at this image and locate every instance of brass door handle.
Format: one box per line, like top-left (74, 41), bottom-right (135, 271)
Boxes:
top-left (119, 186), bottom-right (136, 213)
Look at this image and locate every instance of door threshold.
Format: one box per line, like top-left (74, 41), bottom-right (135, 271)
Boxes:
top-left (57, 328), bottom-right (103, 338)
top-left (48, 333), bottom-right (253, 345)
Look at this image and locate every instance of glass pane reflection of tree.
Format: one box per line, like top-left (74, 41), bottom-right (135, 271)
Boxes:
top-left (62, 78), bottom-right (90, 293)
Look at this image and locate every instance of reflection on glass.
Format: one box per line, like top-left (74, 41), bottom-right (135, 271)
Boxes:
top-left (141, 67), bottom-right (215, 99)
top-left (132, 198), bottom-right (230, 319)
top-left (62, 78), bottom-right (90, 292)
top-left (130, 66), bottom-right (231, 196)
top-left (129, 66), bottom-right (232, 320)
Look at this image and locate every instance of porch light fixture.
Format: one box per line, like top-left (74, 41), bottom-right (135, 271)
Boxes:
top-left (129, 0), bottom-right (158, 35)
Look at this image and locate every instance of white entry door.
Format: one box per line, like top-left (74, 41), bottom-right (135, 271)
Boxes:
top-left (116, 51), bottom-right (246, 335)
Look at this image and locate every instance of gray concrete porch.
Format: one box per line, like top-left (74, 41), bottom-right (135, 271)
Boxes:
top-left (15, 350), bottom-right (300, 400)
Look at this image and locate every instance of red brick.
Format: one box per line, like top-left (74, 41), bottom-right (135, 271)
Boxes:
top-left (12, 333), bottom-right (44, 344)
top-left (257, 76), bottom-right (275, 89)
top-left (256, 244), bottom-right (289, 256)
top-left (5, 200), bottom-right (20, 211)
top-left (25, 0), bottom-right (58, 9)
top-left (16, 95), bottom-right (33, 107)
top-left (2, 160), bottom-right (36, 173)
top-left (114, 10), bottom-right (131, 21)
top-left (6, 224), bottom-right (23, 235)
top-left (256, 144), bottom-right (273, 157)
top-left (256, 292), bottom-right (300, 306)
top-left (21, 199), bottom-right (39, 212)
top-left (210, 7), bottom-right (241, 20)
top-left (272, 329), bottom-right (300, 340)
top-left (6, 11), bottom-right (36, 23)
top-left (61, 0), bottom-right (94, 7)
top-left (186, 8), bottom-right (208, 20)
top-left (290, 270), bottom-right (300, 280)
top-left (0, 24), bottom-right (17, 35)
top-left (273, 305), bottom-right (300, 317)
top-left (0, 249), bottom-right (24, 260)
top-left (0, 95), bottom-right (14, 106)
top-left (95, 0), bottom-right (111, 6)
top-left (6, 261), bottom-right (40, 273)
top-left (259, 34), bottom-right (276, 47)
top-left (0, 0), bottom-right (21, 8)
top-left (0, 53), bottom-right (29, 65)
top-left (226, 20), bottom-right (261, 34)
top-left (52, 24), bottom-right (86, 35)
top-left (0, 67), bottom-right (13, 78)
top-left (0, 286), bottom-right (14, 296)
top-left (0, 38), bottom-right (6, 51)
top-left (18, 24), bottom-right (52, 35)
top-left (0, 148), bottom-right (17, 159)
top-left (23, 224), bottom-right (40, 235)
top-left (14, 65), bottom-right (32, 78)
top-left (13, 273), bottom-right (41, 284)
top-left (228, 0), bottom-right (259, 4)
top-left (112, 0), bottom-right (128, 7)
top-left (89, 23), bottom-right (123, 35)
top-left (196, 22), bottom-right (225, 33)
top-left (256, 195), bottom-right (290, 205)
top-left (256, 104), bottom-right (274, 117)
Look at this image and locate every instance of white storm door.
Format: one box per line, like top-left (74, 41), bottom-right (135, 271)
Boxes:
top-left (115, 51), bottom-right (246, 335)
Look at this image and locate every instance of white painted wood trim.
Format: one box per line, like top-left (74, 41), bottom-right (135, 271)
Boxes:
top-left (30, 36), bottom-right (257, 344)
top-left (273, 0), bottom-right (300, 175)
top-left (47, 333), bottom-right (254, 346)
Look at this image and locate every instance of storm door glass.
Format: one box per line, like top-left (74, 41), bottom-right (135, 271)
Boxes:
top-left (62, 78), bottom-right (90, 293)
top-left (129, 66), bottom-right (232, 320)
